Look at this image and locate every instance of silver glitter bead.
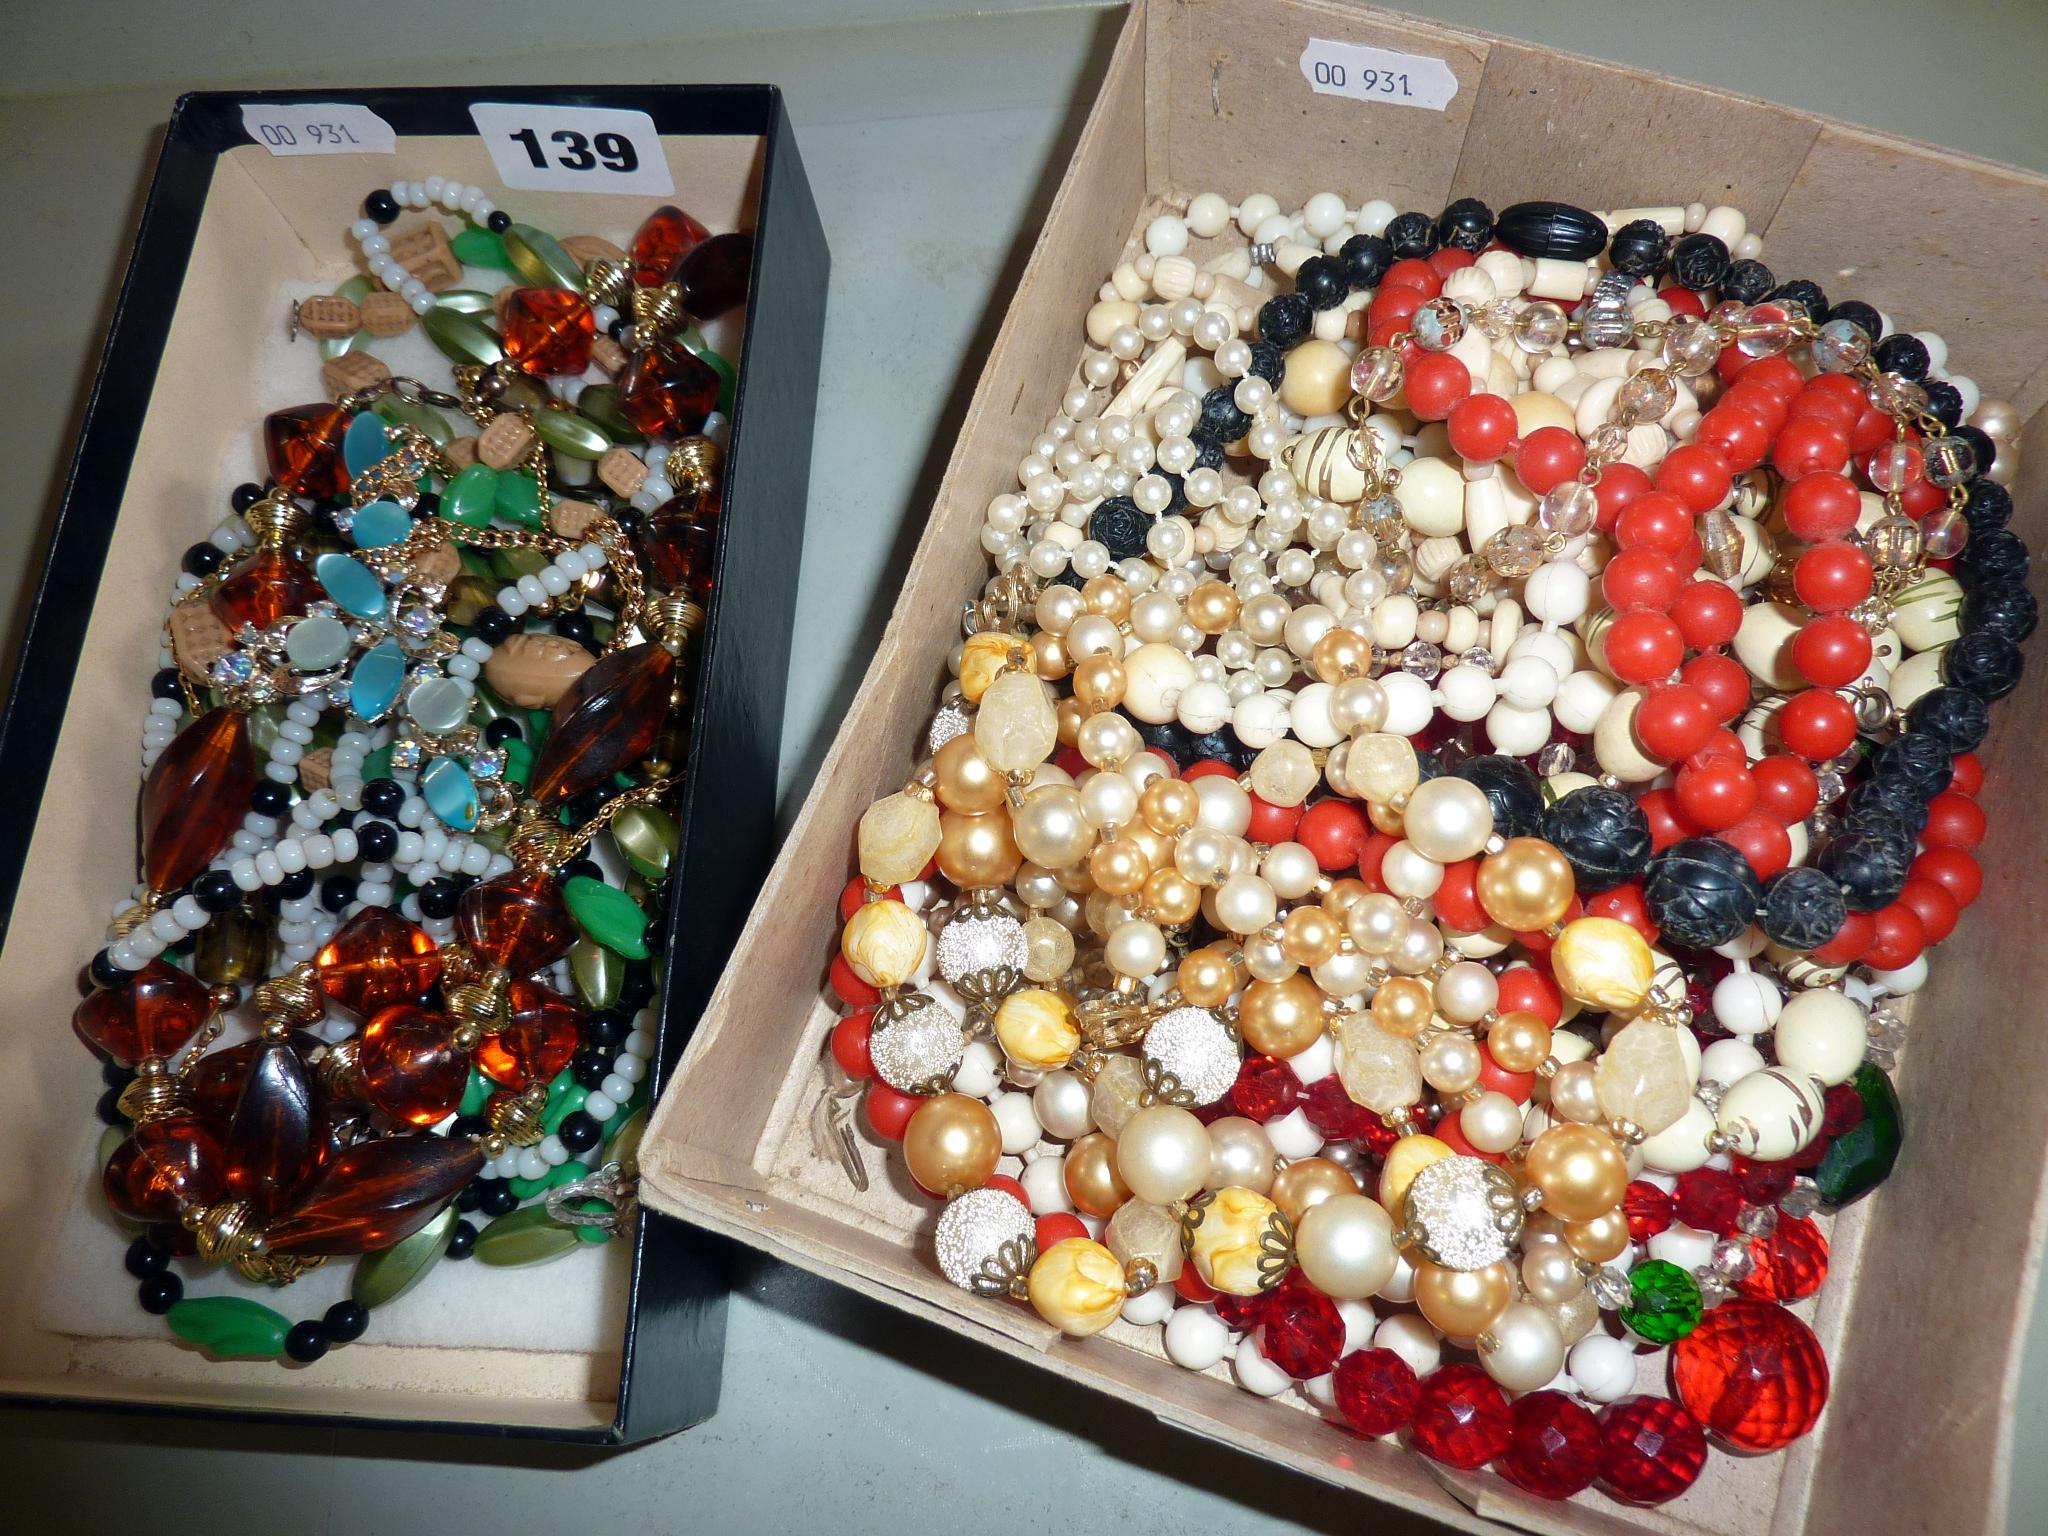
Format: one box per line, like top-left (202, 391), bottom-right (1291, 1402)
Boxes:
top-left (867, 993), bottom-right (967, 1095)
top-left (936, 907), bottom-right (1028, 990)
top-left (934, 1187), bottom-right (1035, 1291)
top-left (927, 700), bottom-right (971, 754)
top-left (1736, 1203), bottom-right (1778, 1239)
top-left (1142, 1006), bottom-right (1240, 1106)
top-left (1401, 1155), bottom-right (1522, 1271)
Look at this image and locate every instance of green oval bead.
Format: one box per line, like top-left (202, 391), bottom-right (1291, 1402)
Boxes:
top-left (508, 1172), bottom-right (553, 1199)
top-left (549, 1159), bottom-right (592, 1189)
top-left (363, 743), bottom-right (394, 782)
top-left (495, 472), bottom-right (545, 530)
top-left (371, 394), bottom-right (456, 447)
top-left (245, 705), bottom-right (284, 757)
top-left (603, 1107), bottom-right (648, 1179)
top-left (450, 227), bottom-right (511, 270)
top-left (501, 736), bottom-right (535, 790)
top-left (320, 277), bottom-right (376, 361)
top-left (492, 546), bottom-right (550, 584)
top-left (573, 1201), bottom-right (615, 1245)
top-left (351, 1206), bottom-right (457, 1308)
top-left (432, 287), bottom-right (499, 314)
top-left (422, 306), bottom-right (504, 367)
top-left (543, 1081), bottom-right (591, 1134)
top-left (502, 224), bottom-right (584, 290)
top-left (443, 462), bottom-right (501, 528)
top-left (676, 327), bottom-right (739, 416)
top-left (573, 385), bottom-right (646, 445)
top-left (1816, 1063), bottom-right (1902, 1211)
top-left (570, 936), bottom-right (625, 1009)
top-left (475, 1205), bottom-right (582, 1267)
top-left (531, 409), bottom-right (611, 462)
top-left (459, 1064), bottom-right (490, 1118)
top-left (609, 804), bottom-right (679, 881)
top-left (563, 876), bottom-right (650, 959)
top-left (336, 274), bottom-right (376, 303)
top-left (165, 1296), bottom-right (291, 1358)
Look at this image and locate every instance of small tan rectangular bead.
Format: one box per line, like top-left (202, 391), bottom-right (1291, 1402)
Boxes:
top-left (388, 222), bottom-right (461, 292)
top-left (547, 499), bottom-right (607, 540)
top-left (591, 336), bottom-right (628, 375)
top-left (296, 747), bottom-right (333, 793)
top-left (598, 446), bottom-right (649, 497)
top-left (477, 414), bottom-right (537, 469)
top-left (412, 538), bottom-right (462, 587)
top-left (562, 234), bottom-right (627, 267)
top-left (444, 436), bottom-right (480, 470)
top-left (169, 599), bottom-right (233, 682)
top-left (296, 295), bottom-right (360, 338)
top-left (358, 291), bottom-right (416, 337)
top-left (322, 350), bottom-right (389, 399)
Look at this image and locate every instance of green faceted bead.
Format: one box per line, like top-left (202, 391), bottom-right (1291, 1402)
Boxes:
top-left (432, 288), bottom-right (499, 314)
top-left (444, 462), bottom-right (501, 528)
top-left (563, 876), bottom-right (650, 959)
top-left (574, 385), bottom-right (646, 445)
top-left (450, 227), bottom-right (511, 270)
top-left (165, 1296), bottom-right (291, 1359)
top-left (372, 394), bottom-right (455, 447)
top-left (495, 472), bottom-right (545, 530)
top-left (422, 307), bottom-right (504, 368)
top-left (502, 224), bottom-right (584, 290)
top-left (474, 1205), bottom-right (582, 1266)
top-left (508, 1172), bottom-right (553, 1199)
top-left (604, 1107), bottom-right (648, 1178)
top-left (459, 1065), bottom-right (490, 1118)
top-left (676, 327), bottom-right (738, 417)
top-left (1815, 1063), bottom-right (1902, 1211)
top-left (543, 1081), bottom-right (590, 1134)
top-left (1620, 1259), bottom-right (1702, 1344)
top-left (501, 737), bottom-right (535, 789)
top-left (351, 1207), bottom-right (457, 1308)
top-left (531, 408), bottom-right (611, 461)
top-left (570, 937), bottom-right (625, 1009)
top-left (610, 804), bottom-right (678, 881)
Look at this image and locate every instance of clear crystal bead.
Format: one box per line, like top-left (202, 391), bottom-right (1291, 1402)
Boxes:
top-left (1660, 316), bottom-right (1722, 375)
top-left (1350, 347), bottom-right (1404, 402)
top-left (1585, 422), bottom-right (1632, 463)
top-left (1485, 524), bottom-right (1547, 578)
top-left (1710, 1239), bottom-right (1755, 1280)
top-left (1513, 301), bottom-right (1569, 354)
top-left (1780, 1178), bottom-right (1822, 1219)
top-left (1618, 370), bottom-right (1678, 421)
top-left (1459, 646), bottom-right (1497, 673)
top-left (1581, 308), bottom-right (1635, 349)
top-left (1538, 482), bottom-right (1599, 537)
top-left (1736, 302), bottom-right (1798, 358)
top-left (1865, 442), bottom-right (1919, 494)
top-left (1402, 641), bottom-right (1444, 680)
top-left (1536, 741), bottom-right (1577, 776)
top-left (1695, 1078), bottom-right (1727, 1115)
top-left (1924, 434), bottom-right (1977, 487)
top-left (1446, 556), bottom-right (1490, 603)
top-left (1813, 318), bottom-right (1871, 373)
top-left (1411, 297), bottom-right (1467, 352)
top-left (1922, 507), bottom-right (1971, 560)
top-left (1737, 1204), bottom-right (1779, 1238)
top-left (1590, 1266), bottom-right (1632, 1310)
top-left (1695, 1270), bottom-right (1733, 1305)
top-left (1870, 372), bottom-right (1929, 416)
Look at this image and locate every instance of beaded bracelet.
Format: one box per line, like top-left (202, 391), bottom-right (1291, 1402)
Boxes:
top-left (822, 185), bottom-right (2032, 1505)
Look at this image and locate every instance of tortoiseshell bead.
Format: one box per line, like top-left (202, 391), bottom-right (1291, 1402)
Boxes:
top-left (73, 958), bottom-right (212, 1065)
top-left (139, 708), bottom-right (256, 893)
top-left (261, 1135), bottom-right (483, 1256)
top-left (528, 642), bottom-right (676, 806)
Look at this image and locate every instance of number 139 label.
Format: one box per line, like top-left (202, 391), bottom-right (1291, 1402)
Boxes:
top-left (468, 103), bottom-right (673, 196)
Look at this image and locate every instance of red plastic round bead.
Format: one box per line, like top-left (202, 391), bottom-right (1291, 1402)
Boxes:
top-left (1598, 1396), bottom-right (1708, 1505)
top-left (1256, 1281), bottom-right (1346, 1379)
top-left (1778, 690), bottom-right (1858, 761)
top-left (1696, 403), bottom-right (1773, 470)
top-left (1624, 1179), bottom-right (1675, 1241)
top-left (1639, 788), bottom-right (1696, 851)
top-left (1380, 257), bottom-right (1441, 296)
top-left (1671, 580), bottom-right (1745, 648)
top-left (1673, 1167), bottom-right (1744, 1235)
top-left (1232, 1054), bottom-right (1303, 1121)
top-left (1675, 758), bottom-right (1757, 831)
top-left (1495, 965), bottom-right (1562, 1026)
top-left (829, 952), bottom-right (881, 1009)
top-left (1655, 443), bottom-right (1734, 514)
top-left (1772, 415), bottom-right (1852, 479)
top-left (1447, 393), bottom-right (1519, 462)
top-left (1672, 1298), bottom-right (1830, 1452)
top-left (1636, 684), bottom-right (1717, 762)
top-left (1409, 1364), bottom-right (1512, 1470)
top-left (1810, 909), bottom-right (1873, 965)
top-left (1586, 881), bottom-right (1660, 945)
top-left (1792, 614), bottom-right (1875, 689)
top-left (1297, 798), bottom-right (1370, 871)
top-left (1793, 542), bottom-right (1874, 613)
top-left (1912, 845), bottom-right (1983, 908)
top-left (1863, 900), bottom-right (1925, 970)
top-left (1719, 814), bottom-right (1792, 880)
top-left (1332, 1347), bottom-right (1421, 1438)
top-left (1603, 547), bottom-right (1685, 613)
top-left (1613, 491), bottom-right (1694, 555)
top-left (1513, 427), bottom-right (1587, 495)
top-left (831, 1010), bottom-right (876, 1079)
top-left (1497, 1391), bottom-right (1604, 1501)
top-left (1950, 752), bottom-right (1986, 796)
top-left (1606, 611), bottom-right (1685, 685)
top-left (1738, 1213), bottom-right (1830, 1302)
top-left (1593, 462), bottom-right (1654, 530)
top-left (1753, 754), bottom-right (1821, 824)
top-left (1897, 877), bottom-right (1959, 944)
top-left (1922, 791), bottom-right (1987, 849)
top-left (1681, 650), bottom-right (1751, 723)
top-left (1432, 858), bottom-right (1487, 932)
top-left (1246, 792), bottom-right (1302, 845)
top-left (1780, 471), bottom-right (1862, 543)
top-left (864, 1083), bottom-right (922, 1140)
top-left (1403, 351), bottom-right (1471, 420)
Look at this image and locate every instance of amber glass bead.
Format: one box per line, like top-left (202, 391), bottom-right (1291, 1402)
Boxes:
top-left (1736, 1213), bottom-right (1829, 1302)
top-left (263, 403), bottom-right (352, 499)
top-left (457, 869), bottom-right (579, 975)
top-left (73, 958), bottom-right (212, 1065)
top-left (476, 979), bottom-right (579, 1090)
top-left (633, 491), bottom-right (719, 600)
top-left (187, 1034), bottom-right (316, 1122)
top-left (261, 1135), bottom-right (483, 1256)
top-left (615, 345), bottom-right (719, 438)
top-left (1672, 1297), bottom-right (1830, 1452)
top-left (675, 230), bottom-right (753, 318)
top-left (502, 288), bottom-right (597, 376)
top-left (631, 203), bottom-right (709, 287)
top-left (357, 1005), bottom-right (470, 1127)
top-left (528, 641), bottom-right (676, 806)
top-left (314, 906), bottom-right (440, 1015)
top-left (139, 708), bottom-right (257, 893)
top-left (223, 1040), bottom-right (321, 1220)
top-left (103, 1112), bottom-right (225, 1223)
top-left (210, 546), bottom-right (324, 632)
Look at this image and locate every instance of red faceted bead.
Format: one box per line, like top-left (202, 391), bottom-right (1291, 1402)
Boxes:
top-left (139, 708), bottom-right (257, 893)
top-left (1301, 1074), bottom-right (1376, 1140)
top-left (1822, 1081), bottom-right (1865, 1136)
top-left (1231, 1054), bottom-right (1301, 1121)
top-left (210, 545), bottom-right (324, 632)
top-left (1672, 1297), bottom-right (1830, 1451)
top-left (103, 1112), bottom-right (226, 1223)
top-left (457, 869), bottom-right (578, 975)
top-left (1624, 1179), bottom-right (1675, 1242)
top-left (529, 641), bottom-right (677, 806)
top-left (632, 203), bottom-right (710, 286)
top-left (1673, 1167), bottom-right (1744, 1235)
top-left (261, 1134), bottom-right (483, 1256)
top-left (615, 343), bottom-right (721, 437)
top-left (1209, 1287), bottom-right (1276, 1331)
top-left (1255, 1280), bottom-right (1345, 1379)
top-left (1598, 1395), bottom-right (1707, 1505)
top-left (223, 1039), bottom-right (322, 1220)
top-left (315, 905), bottom-right (440, 1015)
top-left (263, 403), bottom-right (351, 499)
top-left (1409, 1363), bottom-right (1512, 1470)
top-left (1332, 1347), bottom-right (1420, 1438)
top-left (356, 1005), bottom-right (470, 1127)
top-left (1732, 1155), bottom-right (1796, 1207)
top-left (1738, 1213), bottom-right (1830, 1302)
top-left (502, 288), bottom-right (596, 376)
top-left (476, 979), bottom-right (580, 1090)
top-left (1497, 1390), bottom-right (1603, 1501)
top-left (633, 491), bottom-right (720, 601)
top-left (74, 958), bottom-right (213, 1065)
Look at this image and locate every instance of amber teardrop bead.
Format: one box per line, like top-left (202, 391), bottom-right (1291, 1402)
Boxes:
top-left (631, 203), bottom-right (709, 287)
top-left (103, 1112), bottom-right (226, 1223)
top-left (139, 708), bottom-right (257, 893)
top-left (357, 1005), bottom-right (470, 1127)
top-left (674, 230), bottom-right (753, 319)
top-left (224, 1040), bottom-right (322, 1220)
top-left (456, 869), bottom-right (579, 975)
top-left (210, 546), bottom-right (323, 632)
top-left (73, 958), bottom-right (212, 1065)
top-left (502, 288), bottom-right (597, 376)
top-left (187, 1033), bottom-right (317, 1122)
top-left (476, 979), bottom-right (580, 1090)
top-left (528, 642), bottom-right (676, 806)
top-left (633, 491), bottom-right (720, 601)
top-left (315, 906), bottom-right (440, 1015)
top-left (263, 403), bottom-right (352, 499)
top-left (261, 1134), bottom-right (483, 1256)
top-left (614, 344), bottom-right (719, 438)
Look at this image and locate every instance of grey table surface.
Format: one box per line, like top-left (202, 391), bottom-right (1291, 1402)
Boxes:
top-left (3, 3), bottom-right (2045, 1531)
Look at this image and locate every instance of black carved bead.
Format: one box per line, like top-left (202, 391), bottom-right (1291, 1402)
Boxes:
top-left (1258, 293), bottom-right (1313, 349)
top-left (1130, 717), bottom-right (1190, 767)
top-left (1644, 837), bottom-right (1760, 949)
top-left (1819, 827), bottom-right (1910, 913)
top-left (1384, 211), bottom-right (1437, 258)
top-left (1337, 232), bottom-right (1393, 290)
top-left (1668, 233), bottom-right (1730, 291)
top-left (1956, 529), bottom-right (2029, 590)
top-left (1246, 340), bottom-right (1285, 385)
top-left (1943, 629), bottom-right (2024, 700)
top-left (1765, 279), bottom-right (1829, 318)
top-left (1190, 438), bottom-right (1225, 471)
top-left (1453, 755), bottom-right (1544, 840)
top-left (1963, 481), bottom-right (2013, 534)
top-left (1198, 385), bottom-right (1253, 444)
top-left (138, 1273), bottom-right (183, 1314)
top-left (1759, 866), bottom-right (1847, 951)
top-left (1606, 218), bottom-right (1670, 278)
top-left (1413, 750), bottom-right (1446, 785)
top-left (1873, 333), bottom-right (1930, 382)
top-left (1909, 686), bottom-right (1991, 753)
top-left (1089, 496), bottom-right (1151, 562)
top-left (1436, 198), bottom-right (1494, 254)
top-left (1294, 254), bottom-right (1348, 311)
top-left (324, 1300), bottom-right (370, 1343)
top-left (1494, 201), bottom-right (1606, 260)
top-left (192, 869), bottom-right (241, 913)
top-left (1828, 300), bottom-right (1882, 341)
top-left (1964, 582), bottom-right (2037, 643)
top-left (364, 189), bottom-right (400, 224)
top-left (285, 1320), bottom-right (330, 1363)
top-left (1542, 785), bottom-right (1651, 894)
top-left (1719, 259), bottom-right (1775, 304)
top-left (1183, 727), bottom-right (1251, 771)
top-left (1872, 731), bottom-right (1951, 797)
top-left (1922, 380), bottom-right (1964, 429)
top-left (1843, 786), bottom-right (1924, 846)
top-left (1157, 471), bottom-right (1189, 517)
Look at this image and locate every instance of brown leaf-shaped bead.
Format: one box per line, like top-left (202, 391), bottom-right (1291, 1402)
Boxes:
top-left (357, 1005), bottom-right (470, 1127)
top-left (456, 869), bottom-right (578, 974)
top-left (528, 641), bottom-right (676, 806)
top-left (225, 1040), bottom-right (322, 1220)
top-left (674, 230), bottom-right (753, 319)
top-left (139, 708), bottom-right (256, 893)
top-left (263, 403), bottom-right (352, 499)
top-left (73, 958), bottom-right (213, 1065)
top-left (103, 1112), bottom-right (226, 1223)
top-left (314, 906), bottom-right (441, 1015)
top-left (476, 979), bottom-right (580, 1090)
top-left (261, 1135), bottom-right (483, 1256)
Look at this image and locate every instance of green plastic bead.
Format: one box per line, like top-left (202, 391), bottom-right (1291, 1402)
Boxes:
top-left (676, 327), bottom-right (738, 417)
top-left (501, 736), bottom-right (535, 789)
top-left (1620, 1259), bottom-right (1703, 1344)
top-left (322, 275), bottom-right (376, 360)
top-left (335, 274), bottom-right (376, 302)
top-left (165, 1296), bottom-right (291, 1358)
top-left (609, 804), bottom-right (679, 881)
top-left (422, 307), bottom-right (504, 367)
top-left (574, 385), bottom-right (646, 445)
top-left (351, 1207), bottom-right (457, 1308)
top-left (564, 876), bottom-right (650, 959)
top-left (1815, 1063), bottom-right (1902, 1211)
top-left (431, 288), bottom-right (499, 314)
top-left (508, 1172), bottom-right (552, 1199)
top-left (363, 743), bottom-right (394, 782)
top-left (574, 1203), bottom-right (614, 1245)
top-left (502, 224), bottom-right (584, 290)
top-left (570, 936), bottom-right (625, 1009)
top-left (475, 1204), bottom-right (582, 1266)
top-left (543, 1081), bottom-right (591, 1134)
top-left (371, 393), bottom-right (455, 447)
top-left (444, 462), bottom-right (501, 528)
top-left (496, 472), bottom-right (545, 530)
top-left (541, 1068), bottom-right (576, 1121)
top-left (603, 1106), bottom-right (648, 1179)
top-left (459, 1065), bottom-right (489, 1118)
top-left (532, 409), bottom-right (611, 461)
top-left (549, 1159), bottom-right (592, 1189)
top-left (450, 227), bottom-right (511, 270)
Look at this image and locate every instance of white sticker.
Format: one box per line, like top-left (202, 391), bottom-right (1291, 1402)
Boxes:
top-left (1299, 37), bottom-right (1459, 113)
top-left (240, 102), bottom-right (397, 156)
top-left (468, 103), bottom-right (674, 197)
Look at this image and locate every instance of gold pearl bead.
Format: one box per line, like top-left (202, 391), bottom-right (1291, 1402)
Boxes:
top-left (932, 734), bottom-right (1008, 815)
top-left (1321, 877), bottom-right (1369, 920)
top-left (1071, 654), bottom-right (1126, 713)
top-left (1475, 836), bottom-right (1576, 931)
top-left (1055, 696), bottom-right (1085, 747)
top-left (1526, 1123), bottom-right (1629, 1221)
top-left (1372, 975), bottom-right (1434, 1039)
top-left (1081, 574), bottom-right (1132, 624)
top-left (1089, 837), bottom-right (1150, 896)
top-left (1186, 580), bottom-right (1239, 634)
top-left (1238, 973), bottom-right (1325, 1057)
top-left (1176, 945), bottom-right (1236, 1008)
top-left (1270, 1156), bottom-right (1358, 1223)
top-left (902, 1093), bottom-right (1002, 1194)
top-left (1279, 906), bottom-right (1340, 967)
top-left (1063, 1130), bottom-right (1132, 1218)
top-left (936, 810), bottom-right (1022, 888)
top-left (1029, 630), bottom-right (1070, 681)
top-left (1311, 626), bottom-right (1372, 683)
top-left (1144, 868), bottom-right (1201, 925)
top-left (1414, 1258), bottom-right (1514, 1337)
top-left (1487, 1010), bottom-right (1552, 1074)
top-left (1139, 777), bottom-right (1199, 835)
top-left (1565, 1208), bottom-right (1631, 1263)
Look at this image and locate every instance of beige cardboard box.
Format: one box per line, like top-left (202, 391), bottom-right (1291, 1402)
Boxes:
top-left (641, 1), bottom-right (2048, 1526)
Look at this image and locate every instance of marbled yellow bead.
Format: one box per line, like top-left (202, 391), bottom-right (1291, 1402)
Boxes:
top-left (1378, 1133), bottom-right (1455, 1218)
top-left (958, 631), bottom-right (1022, 705)
top-left (1027, 1237), bottom-right (1127, 1336)
top-left (857, 791), bottom-right (942, 886)
top-left (839, 898), bottom-right (926, 988)
top-left (1549, 916), bottom-right (1655, 1012)
top-left (994, 987), bottom-right (1080, 1071)
top-left (1187, 1185), bottom-right (1286, 1297)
